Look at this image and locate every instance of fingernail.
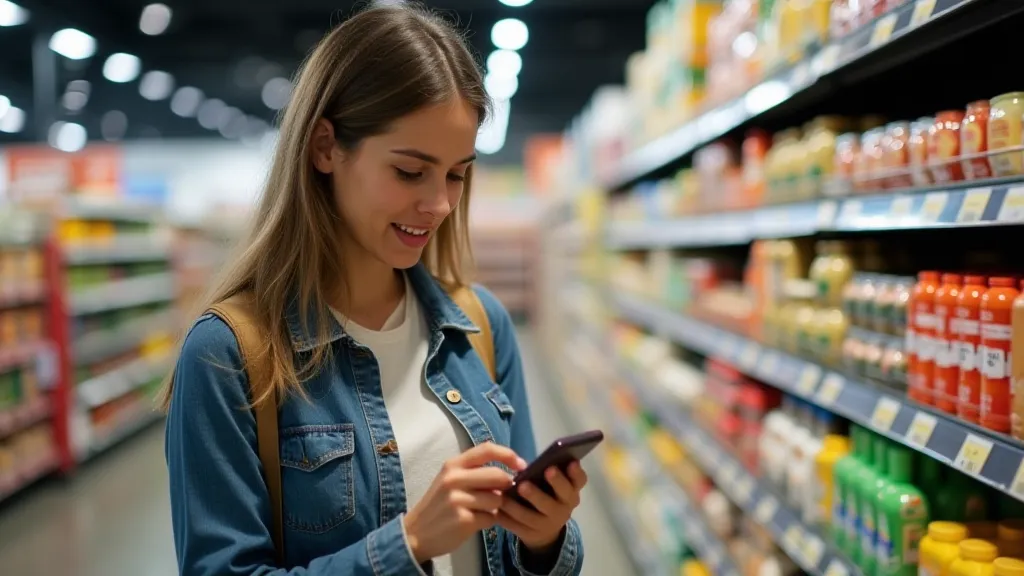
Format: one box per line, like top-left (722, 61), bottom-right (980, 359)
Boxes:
top-left (520, 484), bottom-right (532, 495)
top-left (516, 457), bottom-right (527, 470)
top-left (546, 468), bottom-right (556, 480)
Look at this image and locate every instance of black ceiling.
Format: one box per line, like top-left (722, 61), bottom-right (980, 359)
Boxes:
top-left (0, 0), bottom-right (654, 164)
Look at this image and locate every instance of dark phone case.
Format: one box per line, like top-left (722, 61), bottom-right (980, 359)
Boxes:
top-left (504, 430), bottom-right (604, 508)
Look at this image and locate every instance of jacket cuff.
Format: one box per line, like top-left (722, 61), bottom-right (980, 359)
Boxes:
top-left (366, 514), bottom-right (431, 576)
top-left (510, 519), bottom-right (583, 576)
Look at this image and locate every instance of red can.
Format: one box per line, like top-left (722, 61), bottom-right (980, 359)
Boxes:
top-left (961, 100), bottom-right (993, 180)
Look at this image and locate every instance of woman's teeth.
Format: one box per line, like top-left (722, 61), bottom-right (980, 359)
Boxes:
top-left (395, 224), bottom-right (428, 236)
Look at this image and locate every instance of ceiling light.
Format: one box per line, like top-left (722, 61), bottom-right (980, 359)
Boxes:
top-left (101, 110), bottom-right (128, 141)
top-left (139, 3), bottom-right (172, 36)
top-left (484, 73), bottom-right (519, 100)
top-left (261, 77), bottom-right (292, 110)
top-left (476, 98), bottom-right (510, 155)
top-left (0, 95), bottom-right (9, 119)
top-left (197, 98), bottom-right (226, 130)
top-left (49, 28), bottom-right (96, 60)
top-left (241, 117), bottom-right (271, 146)
top-left (0, 106), bottom-right (24, 133)
top-left (220, 110), bottom-right (248, 139)
top-left (68, 79), bottom-right (91, 95)
top-left (170, 86), bottom-right (203, 117)
top-left (0, 1), bottom-right (29, 26)
top-left (139, 70), bottom-right (174, 101)
top-left (49, 121), bottom-right (87, 152)
top-left (486, 49), bottom-right (522, 78)
top-left (62, 91), bottom-right (88, 112)
top-left (491, 18), bottom-right (528, 51)
top-left (499, 0), bottom-right (533, 6)
top-left (102, 53), bottom-right (141, 83)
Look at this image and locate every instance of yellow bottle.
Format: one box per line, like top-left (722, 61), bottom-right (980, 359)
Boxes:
top-left (994, 558), bottom-right (1024, 576)
top-left (951, 540), bottom-right (999, 576)
top-left (813, 434), bottom-right (850, 530)
top-left (682, 559), bottom-right (711, 576)
top-left (920, 522), bottom-right (969, 576)
top-left (997, 521), bottom-right (1024, 558)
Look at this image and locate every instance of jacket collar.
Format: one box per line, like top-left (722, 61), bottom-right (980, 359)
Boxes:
top-left (285, 262), bottom-right (479, 352)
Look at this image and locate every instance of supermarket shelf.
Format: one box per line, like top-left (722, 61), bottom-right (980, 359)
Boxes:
top-left (77, 356), bottom-right (171, 409)
top-left (0, 282), bottom-right (46, 309)
top-left (0, 341), bottom-right (45, 373)
top-left (68, 272), bottom-right (177, 316)
top-left (610, 289), bottom-right (1024, 504)
top-left (63, 198), bottom-right (163, 224)
top-left (73, 310), bottom-right (176, 365)
top-left (80, 407), bottom-right (164, 462)
top-left (607, 180), bottom-right (1024, 249)
top-left (619, 363), bottom-right (858, 576)
top-left (0, 448), bottom-right (58, 505)
top-left (64, 235), bottom-right (172, 265)
top-left (606, 0), bottom-right (1020, 191)
top-left (0, 396), bottom-right (51, 441)
top-left (588, 468), bottom-right (675, 576)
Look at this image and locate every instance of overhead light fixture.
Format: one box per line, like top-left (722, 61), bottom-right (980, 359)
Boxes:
top-left (0, 1), bottom-right (29, 26)
top-left (102, 53), bottom-right (141, 83)
top-left (62, 91), bottom-right (88, 112)
top-left (139, 3), bottom-right (172, 36)
top-left (242, 117), bottom-right (271, 146)
top-left (0, 95), bottom-right (9, 119)
top-left (498, 0), bottom-right (533, 6)
top-left (49, 121), bottom-right (87, 153)
top-left (476, 98), bottom-right (511, 155)
top-left (139, 70), bottom-right (174, 101)
top-left (484, 73), bottom-right (519, 100)
top-left (170, 86), bottom-right (203, 117)
top-left (197, 98), bottom-right (226, 130)
top-left (101, 110), bottom-right (128, 141)
top-left (0, 106), bottom-right (25, 133)
top-left (261, 77), bottom-right (292, 110)
top-left (486, 49), bottom-right (522, 78)
top-left (49, 28), bottom-right (96, 60)
top-left (491, 18), bottom-right (528, 51)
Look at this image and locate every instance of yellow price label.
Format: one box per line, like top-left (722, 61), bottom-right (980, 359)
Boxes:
top-left (740, 342), bottom-right (761, 370)
top-left (759, 352), bottom-right (780, 376)
top-left (1010, 460), bottom-right (1024, 501)
top-left (755, 496), bottom-right (779, 524)
top-left (824, 559), bottom-right (851, 576)
top-left (802, 534), bottom-right (826, 569)
top-left (906, 412), bottom-right (938, 448)
top-left (958, 188), bottom-right (993, 223)
top-left (954, 434), bottom-right (994, 476)
top-left (911, 0), bottom-right (938, 27)
top-left (870, 397), bottom-right (902, 431)
top-left (784, 525), bottom-right (804, 555)
top-left (870, 13), bottom-right (899, 48)
top-left (891, 196), bottom-right (915, 218)
top-left (797, 364), bottom-right (822, 396)
top-left (816, 373), bottom-right (845, 406)
top-left (813, 44), bottom-right (842, 76)
top-left (839, 199), bottom-right (862, 222)
top-left (921, 192), bottom-right (949, 222)
top-left (998, 186), bottom-right (1024, 222)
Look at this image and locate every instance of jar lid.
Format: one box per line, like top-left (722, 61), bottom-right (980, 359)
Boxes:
top-left (928, 521), bottom-right (968, 542)
top-left (959, 539), bottom-right (999, 562)
top-left (995, 558), bottom-right (1024, 576)
top-left (941, 273), bottom-right (963, 285)
top-left (965, 275), bottom-right (988, 286)
top-left (918, 270), bottom-right (940, 282)
top-left (990, 277), bottom-right (1017, 288)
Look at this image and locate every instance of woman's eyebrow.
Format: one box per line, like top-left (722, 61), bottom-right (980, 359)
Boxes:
top-left (391, 149), bottom-right (477, 165)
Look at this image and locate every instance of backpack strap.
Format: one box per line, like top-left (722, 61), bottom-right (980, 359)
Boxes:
top-left (448, 286), bottom-right (496, 382)
top-left (206, 294), bottom-right (285, 565)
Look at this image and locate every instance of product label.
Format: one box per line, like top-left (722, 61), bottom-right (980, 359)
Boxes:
top-left (861, 503), bottom-right (876, 557)
top-left (981, 345), bottom-right (1008, 378)
top-left (833, 484), bottom-right (845, 529)
top-left (915, 312), bottom-right (936, 330)
top-left (958, 318), bottom-right (981, 336)
top-left (959, 341), bottom-right (978, 371)
top-left (935, 338), bottom-right (956, 367)
top-left (981, 322), bottom-right (1012, 340)
top-left (918, 334), bottom-right (936, 361)
top-left (906, 329), bottom-right (917, 355)
top-left (877, 513), bottom-right (892, 571)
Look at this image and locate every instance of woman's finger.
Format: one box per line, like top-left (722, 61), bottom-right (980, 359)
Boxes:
top-left (446, 466), bottom-right (514, 491)
top-left (544, 467), bottom-right (579, 507)
top-left (449, 489), bottom-right (504, 512)
top-left (501, 496), bottom-right (547, 526)
top-left (496, 510), bottom-right (534, 537)
top-left (517, 482), bottom-right (561, 516)
top-left (566, 461), bottom-right (589, 491)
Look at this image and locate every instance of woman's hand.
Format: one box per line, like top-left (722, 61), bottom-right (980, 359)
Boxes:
top-left (497, 461), bottom-right (588, 552)
top-left (403, 442), bottom-right (527, 564)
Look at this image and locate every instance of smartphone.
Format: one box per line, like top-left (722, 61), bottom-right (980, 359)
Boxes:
top-left (505, 429), bottom-right (604, 508)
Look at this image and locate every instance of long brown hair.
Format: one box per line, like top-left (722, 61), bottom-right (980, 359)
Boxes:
top-left (159, 4), bottom-right (490, 410)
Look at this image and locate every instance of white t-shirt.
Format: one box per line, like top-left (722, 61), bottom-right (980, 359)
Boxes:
top-left (333, 276), bottom-right (479, 576)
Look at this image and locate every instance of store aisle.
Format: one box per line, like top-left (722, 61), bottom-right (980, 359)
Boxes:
top-left (0, 328), bottom-right (632, 576)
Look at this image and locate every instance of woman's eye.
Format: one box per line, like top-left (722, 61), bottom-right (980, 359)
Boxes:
top-left (447, 173), bottom-right (466, 183)
top-left (395, 168), bottom-right (423, 181)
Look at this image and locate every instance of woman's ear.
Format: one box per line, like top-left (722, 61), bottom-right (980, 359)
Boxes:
top-left (310, 118), bottom-right (337, 174)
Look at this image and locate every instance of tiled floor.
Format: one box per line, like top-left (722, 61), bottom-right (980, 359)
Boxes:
top-left (0, 328), bottom-right (634, 576)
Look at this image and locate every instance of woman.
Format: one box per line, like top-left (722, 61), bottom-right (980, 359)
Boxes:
top-left (161, 4), bottom-right (587, 576)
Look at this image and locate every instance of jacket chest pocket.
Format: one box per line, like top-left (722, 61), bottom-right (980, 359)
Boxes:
top-left (280, 424), bottom-right (356, 534)
top-left (484, 385), bottom-right (516, 443)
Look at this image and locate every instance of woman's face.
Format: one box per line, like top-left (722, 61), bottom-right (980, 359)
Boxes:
top-left (312, 98), bottom-right (479, 271)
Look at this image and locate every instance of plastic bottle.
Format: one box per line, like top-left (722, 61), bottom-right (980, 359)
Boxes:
top-left (920, 522), bottom-right (969, 576)
top-left (864, 435), bottom-right (891, 576)
top-left (786, 401), bottom-right (815, 508)
top-left (854, 431), bottom-right (883, 570)
top-left (949, 540), bottom-right (998, 576)
top-left (682, 559), bottom-right (712, 576)
top-left (1013, 283), bottom-right (1024, 440)
top-left (762, 407), bottom-right (794, 491)
top-left (993, 558), bottom-right (1024, 576)
top-left (997, 520), bottom-right (1024, 558)
top-left (833, 426), bottom-right (864, 552)
top-left (815, 434), bottom-right (851, 532)
top-left (980, 278), bottom-right (1019, 433)
top-left (794, 418), bottom-right (825, 525)
top-left (935, 274), bottom-right (964, 413)
top-left (958, 276), bottom-right (989, 423)
top-left (877, 443), bottom-right (929, 576)
top-left (910, 271), bottom-right (942, 405)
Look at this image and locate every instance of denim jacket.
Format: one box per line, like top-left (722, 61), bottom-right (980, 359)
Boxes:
top-left (165, 263), bottom-right (584, 575)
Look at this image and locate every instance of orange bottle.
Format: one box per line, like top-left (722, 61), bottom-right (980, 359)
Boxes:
top-left (957, 276), bottom-right (989, 423)
top-left (1012, 282), bottom-right (1024, 440)
top-left (981, 277), bottom-right (1019, 433)
top-left (909, 271), bottom-right (942, 405)
top-left (934, 274), bottom-right (963, 413)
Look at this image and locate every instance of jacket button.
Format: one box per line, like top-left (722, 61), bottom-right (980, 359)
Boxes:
top-left (377, 439), bottom-right (399, 454)
top-left (446, 390), bottom-right (462, 404)
top-left (487, 528), bottom-right (497, 541)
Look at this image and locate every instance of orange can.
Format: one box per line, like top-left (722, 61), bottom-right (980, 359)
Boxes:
top-left (957, 275), bottom-right (989, 423)
top-left (928, 111), bottom-right (966, 183)
top-left (961, 100), bottom-right (993, 180)
top-left (980, 277), bottom-right (1019, 433)
top-left (934, 273), bottom-right (963, 413)
top-left (909, 271), bottom-right (941, 405)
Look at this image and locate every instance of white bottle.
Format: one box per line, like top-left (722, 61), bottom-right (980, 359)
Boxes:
top-left (760, 401), bottom-right (794, 490)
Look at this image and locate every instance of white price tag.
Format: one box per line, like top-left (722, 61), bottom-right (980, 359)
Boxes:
top-left (870, 396), bottom-right (902, 431)
top-left (783, 524), bottom-right (804, 555)
top-left (797, 364), bottom-right (822, 396)
top-left (998, 186), bottom-right (1024, 222)
top-left (1010, 460), bottom-right (1024, 501)
top-left (954, 434), bottom-right (994, 476)
top-left (759, 352), bottom-right (781, 376)
top-left (740, 342), bottom-right (761, 370)
top-left (824, 559), bottom-right (851, 576)
top-left (734, 475), bottom-right (755, 505)
top-left (755, 495), bottom-right (779, 524)
top-left (802, 534), bottom-right (826, 569)
top-left (911, 0), bottom-right (938, 27)
top-left (958, 188), bottom-right (993, 223)
top-left (815, 373), bottom-right (845, 406)
top-left (817, 200), bottom-right (838, 228)
top-left (891, 195), bottom-right (915, 219)
top-left (906, 412), bottom-right (938, 448)
top-left (813, 44), bottom-right (841, 76)
top-left (839, 200), bottom-right (862, 222)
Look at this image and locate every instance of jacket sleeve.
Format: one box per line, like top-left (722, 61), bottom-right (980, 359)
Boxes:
top-left (473, 287), bottom-right (585, 576)
top-left (164, 314), bottom-right (424, 576)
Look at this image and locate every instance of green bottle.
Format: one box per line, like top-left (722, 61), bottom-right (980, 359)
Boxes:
top-left (859, 434), bottom-right (888, 576)
top-left (835, 426), bottom-right (866, 555)
top-left (850, 428), bottom-right (879, 567)
top-left (998, 492), bottom-right (1024, 520)
top-left (876, 444), bottom-right (929, 576)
